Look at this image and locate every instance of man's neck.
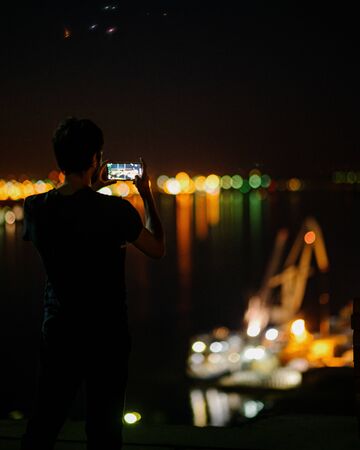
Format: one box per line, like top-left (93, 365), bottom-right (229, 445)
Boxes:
top-left (58, 174), bottom-right (92, 194)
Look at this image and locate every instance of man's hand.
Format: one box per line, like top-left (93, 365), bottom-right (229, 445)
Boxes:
top-left (134, 157), bottom-right (151, 198)
top-left (92, 159), bottom-right (117, 192)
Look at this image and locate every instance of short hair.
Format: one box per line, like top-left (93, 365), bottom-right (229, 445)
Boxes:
top-left (52, 117), bottom-right (104, 175)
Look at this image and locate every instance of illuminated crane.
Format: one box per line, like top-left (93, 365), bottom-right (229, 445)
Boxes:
top-left (245, 217), bottom-right (329, 334)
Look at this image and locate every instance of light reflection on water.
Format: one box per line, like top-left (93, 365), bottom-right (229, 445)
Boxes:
top-left (0, 190), bottom-right (359, 425)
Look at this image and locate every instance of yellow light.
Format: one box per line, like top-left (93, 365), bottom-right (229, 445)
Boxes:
top-left (34, 180), bottom-right (47, 194)
top-left (310, 340), bottom-right (333, 359)
top-left (194, 176), bottom-right (206, 192)
top-left (192, 341), bottom-right (206, 353)
top-left (0, 180), bottom-right (8, 200)
top-left (124, 412), bottom-right (141, 424)
top-left (304, 231), bottom-right (316, 245)
top-left (176, 172), bottom-right (190, 191)
top-left (291, 319), bottom-right (305, 336)
top-left (165, 178), bottom-right (181, 195)
top-left (22, 180), bottom-right (35, 197)
top-left (265, 328), bottom-right (279, 341)
top-left (184, 178), bottom-right (196, 194)
top-left (205, 174), bottom-right (220, 193)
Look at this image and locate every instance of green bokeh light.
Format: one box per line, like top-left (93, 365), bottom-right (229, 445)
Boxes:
top-left (220, 175), bottom-right (232, 189)
top-left (231, 175), bottom-right (243, 189)
top-left (261, 174), bottom-right (271, 188)
top-left (249, 174), bottom-right (261, 189)
top-left (240, 179), bottom-right (251, 193)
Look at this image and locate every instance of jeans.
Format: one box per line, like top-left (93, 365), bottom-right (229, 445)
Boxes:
top-left (21, 318), bottom-right (132, 450)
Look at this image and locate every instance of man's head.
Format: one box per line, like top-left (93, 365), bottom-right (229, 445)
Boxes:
top-left (52, 117), bottom-right (104, 175)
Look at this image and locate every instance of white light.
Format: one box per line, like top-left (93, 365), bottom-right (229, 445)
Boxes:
top-left (209, 341), bottom-right (222, 353)
top-left (243, 400), bottom-right (264, 418)
top-left (166, 178), bottom-right (181, 195)
top-left (291, 319), bottom-right (305, 336)
top-left (98, 187), bottom-right (112, 196)
top-left (190, 353), bottom-right (205, 365)
top-left (124, 413), bottom-right (137, 424)
top-left (247, 321), bottom-right (261, 337)
top-left (157, 175), bottom-right (169, 190)
top-left (243, 346), bottom-right (265, 361)
top-left (220, 341), bottom-right (229, 351)
top-left (192, 341), bottom-right (206, 353)
top-left (265, 328), bottom-right (279, 341)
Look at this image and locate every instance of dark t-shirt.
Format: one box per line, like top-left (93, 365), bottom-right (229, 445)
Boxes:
top-left (22, 186), bottom-right (143, 338)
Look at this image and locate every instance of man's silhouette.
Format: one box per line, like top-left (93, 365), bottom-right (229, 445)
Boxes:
top-left (20, 117), bottom-right (165, 450)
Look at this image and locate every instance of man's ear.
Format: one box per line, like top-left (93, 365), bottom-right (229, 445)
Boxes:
top-left (91, 153), bottom-right (98, 168)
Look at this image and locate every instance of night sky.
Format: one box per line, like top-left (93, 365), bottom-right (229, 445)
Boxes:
top-left (2, 2), bottom-right (359, 179)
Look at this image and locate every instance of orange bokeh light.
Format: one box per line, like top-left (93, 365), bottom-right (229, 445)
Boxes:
top-left (304, 231), bottom-right (316, 245)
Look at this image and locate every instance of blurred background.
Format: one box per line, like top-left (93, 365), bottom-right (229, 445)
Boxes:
top-left (1, 1), bottom-right (359, 427)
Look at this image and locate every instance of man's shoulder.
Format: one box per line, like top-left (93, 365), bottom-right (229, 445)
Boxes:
top-left (24, 191), bottom-right (52, 210)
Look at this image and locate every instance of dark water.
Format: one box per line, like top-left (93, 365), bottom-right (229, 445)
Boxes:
top-left (1, 189), bottom-right (359, 425)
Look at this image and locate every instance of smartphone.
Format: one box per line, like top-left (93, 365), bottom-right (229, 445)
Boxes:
top-left (106, 163), bottom-right (143, 181)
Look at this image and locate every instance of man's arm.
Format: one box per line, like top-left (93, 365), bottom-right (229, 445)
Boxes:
top-left (131, 159), bottom-right (165, 259)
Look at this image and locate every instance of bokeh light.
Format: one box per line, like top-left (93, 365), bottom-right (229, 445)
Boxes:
top-left (5, 210), bottom-right (16, 225)
top-left (192, 341), bottom-right (206, 353)
top-left (165, 178), bottom-right (181, 195)
top-left (288, 178), bottom-right (302, 191)
top-left (265, 328), bottom-right (279, 341)
top-left (194, 176), bottom-right (206, 192)
top-left (261, 174), bottom-right (271, 188)
top-left (205, 174), bottom-right (220, 193)
top-left (249, 174), bottom-right (261, 189)
top-left (304, 231), bottom-right (316, 245)
top-left (157, 175), bottom-right (169, 190)
top-left (239, 179), bottom-right (251, 194)
top-left (291, 319), bottom-right (305, 336)
top-left (231, 175), bottom-right (243, 189)
top-left (176, 172), bottom-right (190, 191)
top-left (220, 175), bottom-right (232, 190)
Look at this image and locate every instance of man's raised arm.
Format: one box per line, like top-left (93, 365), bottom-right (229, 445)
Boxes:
top-left (131, 158), bottom-right (165, 259)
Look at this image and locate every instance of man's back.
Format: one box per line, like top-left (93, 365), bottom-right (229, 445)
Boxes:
top-left (23, 186), bottom-right (143, 337)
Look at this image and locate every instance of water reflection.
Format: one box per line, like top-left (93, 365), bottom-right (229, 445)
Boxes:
top-left (176, 194), bottom-right (193, 313)
top-left (194, 193), bottom-right (208, 240)
top-left (190, 388), bottom-right (265, 426)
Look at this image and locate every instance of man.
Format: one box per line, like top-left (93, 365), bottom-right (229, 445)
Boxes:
top-left (20, 117), bottom-right (165, 450)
